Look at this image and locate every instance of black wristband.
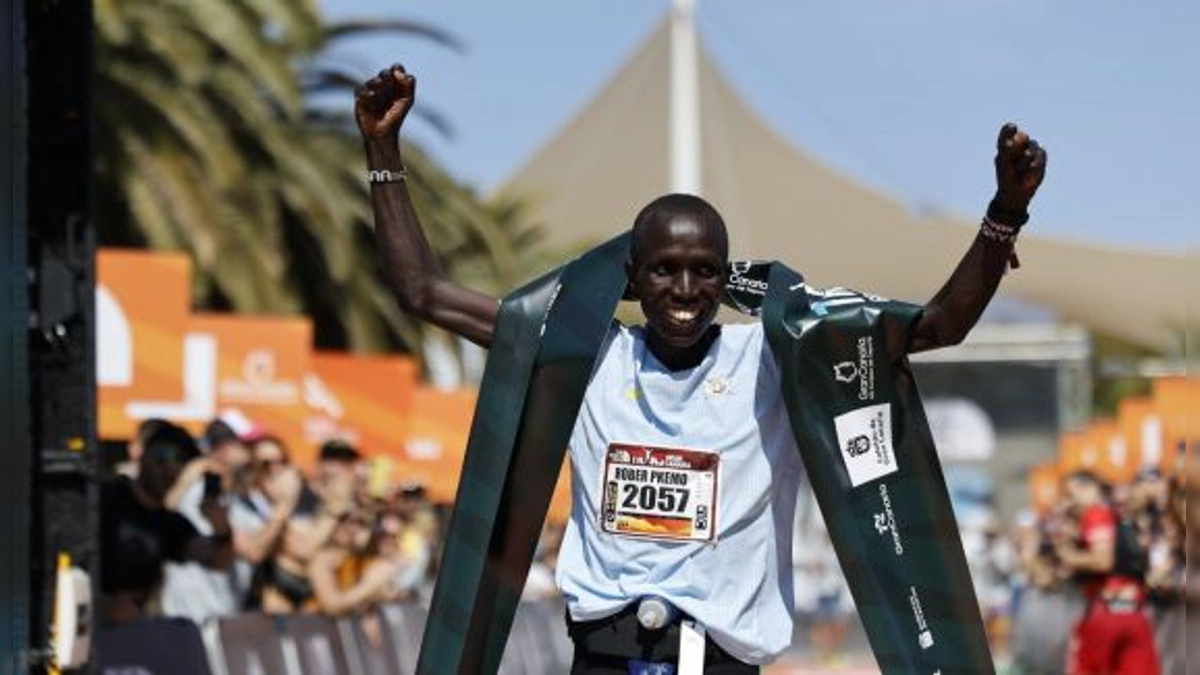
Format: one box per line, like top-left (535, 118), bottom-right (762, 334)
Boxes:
top-left (987, 199), bottom-right (1029, 228)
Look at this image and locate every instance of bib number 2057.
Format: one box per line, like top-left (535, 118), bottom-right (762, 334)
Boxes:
top-left (621, 484), bottom-right (690, 513)
top-left (601, 443), bottom-right (718, 543)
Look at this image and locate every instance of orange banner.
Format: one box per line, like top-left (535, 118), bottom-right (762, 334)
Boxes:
top-left (183, 313), bottom-right (314, 464)
top-left (1153, 377), bottom-right (1200, 475)
top-left (95, 248), bottom-right (573, 514)
top-left (401, 387), bottom-right (478, 503)
top-left (97, 250), bottom-right (191, 440)
top-left (398, 387), bottom-right (572, 519)
top-left (1117, 397), bottom-right (1164, 472)
top-left (1089, 419), bottom-right (1135, 485)
top-left (1058, 429), bottom-right (1095, 475)
top-left (305, 352), bottom-right (418, 466)
top-left (1028, 463), bottom-right (1061, 515)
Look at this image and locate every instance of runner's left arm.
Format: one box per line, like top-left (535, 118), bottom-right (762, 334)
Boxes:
top-left (908, 123), bottom-right (1047, 354)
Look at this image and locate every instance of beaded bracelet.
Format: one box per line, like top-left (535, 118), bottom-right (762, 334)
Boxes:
top-left (981, 215), bottom-right (1020, 244)
top-left (980, 203), bottom-right (1024, 270)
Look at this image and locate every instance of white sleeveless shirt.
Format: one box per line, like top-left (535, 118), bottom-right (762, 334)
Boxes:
top-left (557, 322), bottom-right (805, 664)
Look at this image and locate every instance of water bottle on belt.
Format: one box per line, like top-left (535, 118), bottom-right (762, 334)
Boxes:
top-left (636, 595), bottom-right (676, 630)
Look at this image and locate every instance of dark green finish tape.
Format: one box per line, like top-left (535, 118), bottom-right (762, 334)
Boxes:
top-left (418, 246), bottom-right (993, 674)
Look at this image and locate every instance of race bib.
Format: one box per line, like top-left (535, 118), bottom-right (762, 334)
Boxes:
top-left (600, 443), bottom-right (719, 542)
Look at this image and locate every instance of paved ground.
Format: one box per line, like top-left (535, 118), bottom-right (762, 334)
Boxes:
top-left (766, 615), bottom-right (878, 674)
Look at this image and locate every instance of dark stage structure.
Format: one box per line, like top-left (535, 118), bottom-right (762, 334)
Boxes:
top-left (4, 1), bottom-right (97, 673)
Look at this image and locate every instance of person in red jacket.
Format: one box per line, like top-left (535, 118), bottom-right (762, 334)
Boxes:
top-left (1056, 470), bottom-right (1159, 675)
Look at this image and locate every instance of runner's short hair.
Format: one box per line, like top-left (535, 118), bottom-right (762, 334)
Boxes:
top-left (630, 193), bottom-right (728, 264)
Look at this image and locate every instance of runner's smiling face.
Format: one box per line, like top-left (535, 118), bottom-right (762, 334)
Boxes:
top-left (628, 215), bottom-right (728, 369)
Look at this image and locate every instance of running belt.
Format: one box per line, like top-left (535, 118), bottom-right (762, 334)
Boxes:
top-left (416, 232), bottom-right (994, 675)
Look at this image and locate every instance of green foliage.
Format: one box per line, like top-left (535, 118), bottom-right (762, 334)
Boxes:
top-left (94, 0), bottom-right (547, 366)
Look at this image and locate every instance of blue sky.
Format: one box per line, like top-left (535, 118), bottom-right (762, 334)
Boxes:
top-left (322, 0), bottom-right (1196, 251)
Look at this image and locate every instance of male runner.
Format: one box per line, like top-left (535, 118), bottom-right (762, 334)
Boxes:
top-left (356, 64), bottom-right (1046, 672)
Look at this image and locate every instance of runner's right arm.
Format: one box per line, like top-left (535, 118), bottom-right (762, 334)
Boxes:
top-left (357, 65), bottom-right (499, 348)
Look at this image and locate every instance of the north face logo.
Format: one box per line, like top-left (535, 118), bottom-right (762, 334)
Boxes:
top-left (846, 435), bottom-right (870, 457)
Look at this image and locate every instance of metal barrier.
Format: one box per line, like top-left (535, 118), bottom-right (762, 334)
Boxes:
top-left (499, 599), bottom-right (573, 675)
top-left (285, 614), bottom-right (355, 675)
top-left (96, 617), bottom-right (213, 675)
top-left (95, 599), bottom-right (572, 675)
top-left (378, 603), bottom-right (427, 674)
top-left (206, 613), bottom-right (290, 675)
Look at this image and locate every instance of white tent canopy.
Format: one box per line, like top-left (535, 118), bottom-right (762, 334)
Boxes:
top-left (499, 18), bottom-right (1191, 352)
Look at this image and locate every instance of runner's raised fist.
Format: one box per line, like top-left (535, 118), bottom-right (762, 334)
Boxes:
top-left (993, 122), bottom-right (1048, 215)
top-left (355, 64), bottom-right (416, 140)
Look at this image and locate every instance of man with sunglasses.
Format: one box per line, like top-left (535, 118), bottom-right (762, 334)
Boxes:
top-left (99, 422), bottom-right (235, 625)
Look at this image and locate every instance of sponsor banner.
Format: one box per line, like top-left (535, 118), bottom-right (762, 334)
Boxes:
top-left (97, 250), bottom-right (192, 440)
top-left (1152, 377), bottom-right (1200, 474)
top-left (1118, 397), bottom-right (1163, 471)
top-left (1057, 430), bottom-right (1095, 475)
top-left (1059, 422), bottom-right (1134, 485)
top-left (399, 384), bottom-right (571, 521)
top-left (186, 313), bottom-right (312, 463)
top-left (1091, 420), bottom-right (1134, 485)
top-left (401, 387), bottom-right (477, 504)
top-left (96, 248), bottom-right (583, 516)
top-left (97, 252), bottom-right (314, 457)
top-left (306, 352), bottom-right (418, 462)
top-left (96, 248), bottom-right (535, 505)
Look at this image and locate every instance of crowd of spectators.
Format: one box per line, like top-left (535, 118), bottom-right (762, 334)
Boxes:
top-left (787, 463), bottom-right (1195, 673)
top-left (98, 417), bottom-right (458, 630)
top-left (971, 466), bottom-right (1193, 675)
top-left (100, 415), bottom-right (1192, 673)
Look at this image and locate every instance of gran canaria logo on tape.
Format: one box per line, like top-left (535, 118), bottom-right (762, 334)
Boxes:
top-left (875, 483), bottom-right (904, 556)
top-left (726, 260), bottom-right (769, 295)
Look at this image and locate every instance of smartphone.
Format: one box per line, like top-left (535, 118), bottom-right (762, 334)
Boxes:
top-left (202, 472), bottom-right (222, 500)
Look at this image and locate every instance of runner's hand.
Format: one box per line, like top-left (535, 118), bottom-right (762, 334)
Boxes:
top-left (993, 122), bottom-right (1047, 215)
top-left (355, 64), bottom-right (415, 140)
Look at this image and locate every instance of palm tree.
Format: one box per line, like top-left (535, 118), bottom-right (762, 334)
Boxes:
top-left (94, 0), bottom-right (549, 375)
top-left (95, 0), bottom-right (315, 308)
